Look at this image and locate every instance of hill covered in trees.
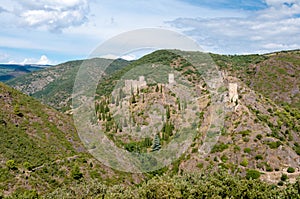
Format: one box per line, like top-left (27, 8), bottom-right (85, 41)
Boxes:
top-left (1, 49), bottom-right (300, 198)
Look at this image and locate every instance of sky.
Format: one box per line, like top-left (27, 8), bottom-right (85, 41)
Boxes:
top-left (0, 0), bottom-right (299, 64)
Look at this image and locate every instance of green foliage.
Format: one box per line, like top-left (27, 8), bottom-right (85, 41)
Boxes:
top-left (240, 158), bottom-right (249, 167)
top-left (255, 155), bottom-right (263, 160)
top-left (23, 162), bottom-right (33, 171)
top-left (155, 85), bottom-right (159, 92)
top-left (211, 143), bottom-right (229, 153)
top-left (6, 160), bottom-right (17, 170)
top-left (244, 148), bottom-right (251, 153)
top-left (256, 134), bottom-right (263, 140)
top-left (246, 169), bottom-right (261, 180)
top-left (239, 130), bottom-right (251, 137)
top-left (162, 121), bottom-right (174, 141)
top-left (287, 167), bottom-right (295, 173)
top-left (152, 134), bottom-right (161, 152)
top-left (233, 145), bottom-right (241, 152)
top-left (44, 170), bottom-right (300, 198)
top-left (166, 105), bottom-right (170, 120)
top-left (71, 165), bottom-right (83, 180)
top-left (266, 165), bottom-right (273, 172)
top-left (281, 174), bottom-right (288, 181)
top-left (10, 189), bottom-right (39, 199)
top-left (267, 141), bottom-right (282, 149)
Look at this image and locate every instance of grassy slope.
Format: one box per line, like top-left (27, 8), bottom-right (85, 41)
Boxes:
top-left (0, 83), bottom-right (137, 197)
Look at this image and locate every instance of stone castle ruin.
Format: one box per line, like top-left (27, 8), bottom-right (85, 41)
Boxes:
top-left (124, 76), bottom-right (147, 93)
top-left (229, 83), bottom-right (238, 104)
top-left (168, 73), bottom-right (175, 84)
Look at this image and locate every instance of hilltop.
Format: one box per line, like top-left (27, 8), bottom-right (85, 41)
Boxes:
top-left (7, 58), bottom-right (130, 112)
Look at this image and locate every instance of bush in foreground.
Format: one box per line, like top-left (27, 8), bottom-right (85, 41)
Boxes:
top-left (43, 170), bottom-right (300, 199)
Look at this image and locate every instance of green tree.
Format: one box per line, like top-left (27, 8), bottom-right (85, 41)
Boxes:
top-left (166, 106), bottom-right (170, 120)
top-left (71, 165), bottom-right (83, 180)
top-left (281, 173), bottom-right (288, 181)
top-left (6, 160), bottom-right (17, 170)
top-left (131, 93), bottom-right (136, 104)
top-left (240, 158), bottom-right (248, 167)
top-left (155, 85), bottom-right (159, 92)
top-left (246, 169), bottom-right (261, 180)
top-left (152, 134), bottom-right (161, 151)
top-left (287, 167), bottom-right (295, 173)
top-left (23, 162), bottom-right (33, 171)
top-left (143, 137), bottom-right (152, 147)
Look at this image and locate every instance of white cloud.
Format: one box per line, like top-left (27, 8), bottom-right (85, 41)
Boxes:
top-left (168, 1), bottom-right (300, 54)
top-left (100, 54), bottom-right (136, 61)
top-left (3, 0), bottom-right (89, 32)
top-left (8, 55), bottom-right (52, 65)
top-left (36, 55), bottom-right (51, 65)
top-left (120, 54), bottom-right (136, 61)
top-left (100, 54), bottom-right (118, 60)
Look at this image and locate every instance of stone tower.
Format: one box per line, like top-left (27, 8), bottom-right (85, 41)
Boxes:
top-left (168, 73), bottom-right (175, 84)
top-left (228, 83), bottom-right (238, 104)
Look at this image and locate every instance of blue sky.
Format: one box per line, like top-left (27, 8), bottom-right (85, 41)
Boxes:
top-left (0, 0), bottom-right (299, 64)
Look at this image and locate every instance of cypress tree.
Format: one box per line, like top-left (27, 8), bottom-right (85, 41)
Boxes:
top-left (166, 106), bottom-right (170, 120)
top-left (152, 134), bottom-right (161, 151)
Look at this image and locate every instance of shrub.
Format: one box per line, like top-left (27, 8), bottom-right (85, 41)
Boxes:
top-left (244, 148), bottom-right (251, 153)
top-left (22, 190), bottom-right (39, 199)
top-left (211, 143), bottom-right (228, 153)
top-left (6, 160), bottom-right (17, 170)
top-left (240, 158), bottom-right (248, 167)
top-left (281, 174), bottom-right (288, 181)
top-left (246, 169), bottom-right (261, 180)
top-left (278, 181), bottom-right (284, 186)
top-left (266, 165), bottom-right (273, 172)
top-left (197, 163), bottom-right (203, 169)
top-left (221, 155), bottom-right (228, 163)
top-left (255, 155), bottom-right (263, 160)
top-left (71, 165), bottom-right (83, 180)
top-left (287, 167), bottom-right (295, 173)
top-left (23, 162), bottom-right (33, 171)
top-left (191, 148), bottom-right (198, 153)
top-left (267, 141), bottom-right (282, 149)
top-left (239, 130), bottom-right (251, 137)
top-left (234, 145), bottom-right (240, 152)
top-left (256, 134), bottom-right (262, 140)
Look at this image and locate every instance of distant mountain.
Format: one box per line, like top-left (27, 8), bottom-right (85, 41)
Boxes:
top-left (7, 58), bottom-right (130, 112)
top-left (0, 64), bottom-right (50, 82)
